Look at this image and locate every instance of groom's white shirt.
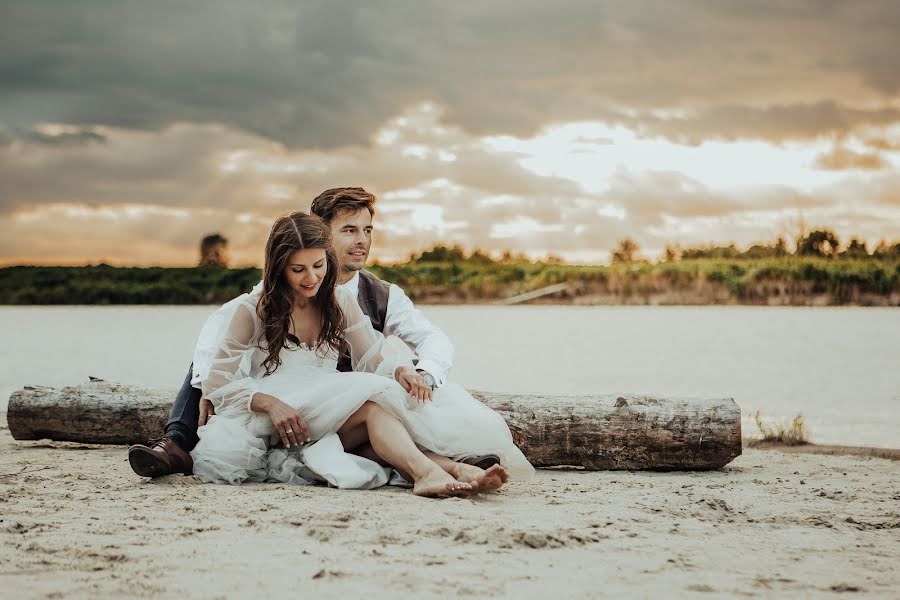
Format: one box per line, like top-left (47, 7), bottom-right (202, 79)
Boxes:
top-left (191, 272), bottom-right (454, 389)
top-left (341, 271), bottom-right (453, 387)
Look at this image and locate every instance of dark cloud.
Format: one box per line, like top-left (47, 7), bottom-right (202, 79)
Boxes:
top-left (0, 123), bottom-right (270, 215)
top-left (630, 103), bottom-right (900, 145)
top-left (20, 127), bottom-right (107, 147)
top-left (1, 1), bottom-right (898, 148)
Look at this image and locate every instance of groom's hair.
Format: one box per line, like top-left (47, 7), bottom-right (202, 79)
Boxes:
top-left (309, 187), bottom-right (377, 224)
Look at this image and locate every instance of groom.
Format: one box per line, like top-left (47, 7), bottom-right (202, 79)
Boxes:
top-left (129, 187), bottom-right (490, 477)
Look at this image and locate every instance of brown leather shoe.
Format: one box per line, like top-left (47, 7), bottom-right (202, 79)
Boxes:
top-left (460, 454), bottom-right (501, 470)
top-left (128, 437), bottom-right (193, 477)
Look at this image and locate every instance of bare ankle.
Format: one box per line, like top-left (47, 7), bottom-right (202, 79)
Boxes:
top-left (413, 463), bottom-right (446, 482)
top-left (446, 461), bottom-right (468, 480)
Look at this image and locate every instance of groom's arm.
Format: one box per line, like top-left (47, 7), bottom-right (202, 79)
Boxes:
top-left (382, 284), bottom-right (454, 387)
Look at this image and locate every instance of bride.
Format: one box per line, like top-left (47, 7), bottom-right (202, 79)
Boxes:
top-left (191, 211), bottom-right (533, 497)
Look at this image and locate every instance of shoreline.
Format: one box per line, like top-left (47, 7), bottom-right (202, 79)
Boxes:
top-left (404, 284), bottom-right (900, 307)
top-left (746, 440), bottom-right (900, 461)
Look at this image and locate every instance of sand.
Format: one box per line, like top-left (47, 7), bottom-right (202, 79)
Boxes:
top-left (1, 416), bottom-right (898, 599)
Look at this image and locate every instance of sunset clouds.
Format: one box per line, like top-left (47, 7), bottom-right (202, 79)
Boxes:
top-left (2, 1), bottom-right (899, 265)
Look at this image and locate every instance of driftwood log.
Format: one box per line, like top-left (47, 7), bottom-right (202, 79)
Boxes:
top-left (7, 380), bottom-right (742, 470)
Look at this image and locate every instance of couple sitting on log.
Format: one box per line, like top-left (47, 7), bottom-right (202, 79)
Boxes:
top-left (128, 187), bottom-right (534, 497)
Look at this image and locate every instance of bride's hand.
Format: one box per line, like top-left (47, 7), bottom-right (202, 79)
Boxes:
top-left (251, 392), bottom-right (310, 448)
top-left (395, 366), bottom-right (432, 404)
top-left (198, 398), bottom-right (216, 427)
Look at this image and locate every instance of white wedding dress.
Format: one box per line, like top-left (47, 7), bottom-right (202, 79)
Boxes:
top-left (191, 286), bottom-right (534, 488)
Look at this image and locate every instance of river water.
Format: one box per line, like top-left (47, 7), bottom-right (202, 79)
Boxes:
top-left (2, 305), bottom-right (898, 448)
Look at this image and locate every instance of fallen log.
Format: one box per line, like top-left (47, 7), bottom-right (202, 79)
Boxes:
top-left (7, 381), bottom-right (741, 470)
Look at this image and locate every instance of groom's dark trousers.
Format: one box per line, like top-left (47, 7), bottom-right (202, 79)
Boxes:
top-left (164, 366), bottom-right (202, 452)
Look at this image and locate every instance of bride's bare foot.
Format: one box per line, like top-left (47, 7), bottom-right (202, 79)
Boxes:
top-left (451, 463), bottom-right (508, 493)
top-left (413, 468), bottom-right (474, 498)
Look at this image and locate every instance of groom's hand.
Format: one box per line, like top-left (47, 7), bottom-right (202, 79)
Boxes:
top-left (395, 366), bottom-right (433, 404)
top-left (198, 398), bottom-right (216, 427)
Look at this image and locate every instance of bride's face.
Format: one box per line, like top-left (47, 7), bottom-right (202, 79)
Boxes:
top-left (283, 248), bottom-right (328, 299)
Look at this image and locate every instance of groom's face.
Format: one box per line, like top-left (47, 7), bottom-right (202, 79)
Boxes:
top-left (330, 208), bottom-right (373, 273)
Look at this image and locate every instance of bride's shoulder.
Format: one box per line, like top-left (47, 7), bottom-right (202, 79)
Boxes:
top-left (221, 286), bottom-right (263, 327)
top-left (227, 290), bottom-right (261, 316)
top-left (215, 281), bottom-right (262, 311)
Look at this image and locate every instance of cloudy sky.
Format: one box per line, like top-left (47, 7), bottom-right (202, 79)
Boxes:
top-left (2, 0), bottom-right (899, 265)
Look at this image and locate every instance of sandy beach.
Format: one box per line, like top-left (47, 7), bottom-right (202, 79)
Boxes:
top-left (2, 415), bottom-right (898, 599)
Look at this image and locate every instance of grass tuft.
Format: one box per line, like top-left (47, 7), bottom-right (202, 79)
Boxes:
top-left (750, 411), bottom-right (811, 446)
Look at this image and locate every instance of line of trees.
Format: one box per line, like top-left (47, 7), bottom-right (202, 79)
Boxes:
top-left (613, 230), bottom-right (900, 264)
top-left (410, 245), bottom-right (534, 265)
top-left (403, 229), bottom-right (900, 267)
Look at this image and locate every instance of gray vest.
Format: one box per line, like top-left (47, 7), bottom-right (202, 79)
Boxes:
top-left (337, 270), bottom-right (390, 372)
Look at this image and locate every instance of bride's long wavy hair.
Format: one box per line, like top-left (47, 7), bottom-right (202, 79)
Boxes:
top-left (257, 211), bottom-right (344, 375)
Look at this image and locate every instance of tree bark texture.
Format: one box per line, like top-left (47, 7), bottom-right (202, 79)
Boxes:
top-left (8, 381), bottom-right (741, 470)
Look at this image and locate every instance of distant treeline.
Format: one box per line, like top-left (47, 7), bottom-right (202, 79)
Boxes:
top-left (2, 257), bottom-right (898, 306)
top-left (657, 230), bottom-right (899, 263)
top-left (370, 256), bottom-right (899, 305)
top-left (0, 265), bottom-right (261, 305)
top-left (2, 229), bottom-right (898, 305)
top-left (405, 229), bottom-right (900, 265)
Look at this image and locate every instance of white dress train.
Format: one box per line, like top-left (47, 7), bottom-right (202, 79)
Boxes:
top-left (190, 286), bottom-right (534, 487)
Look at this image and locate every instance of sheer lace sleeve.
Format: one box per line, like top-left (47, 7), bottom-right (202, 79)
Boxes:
top-left (337, 286), bottom-right (413, 378)
top-left (201, 298), bottom-right (261, 413)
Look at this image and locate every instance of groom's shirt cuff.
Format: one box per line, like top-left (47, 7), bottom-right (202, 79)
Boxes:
top-left (411, 359), bottom-right (446, 388)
